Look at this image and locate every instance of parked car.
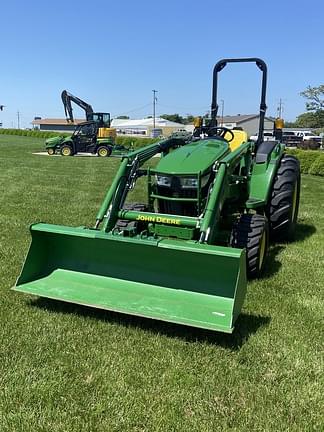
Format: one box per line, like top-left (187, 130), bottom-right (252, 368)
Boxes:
top-left (294, 131), bottom-right (322, 141)
top-left (295, 131), bottom-right (322, 148)
top-left (293, 131), bottom-right (322, 150)
top-left (282, 132), bottom-right (303, 147)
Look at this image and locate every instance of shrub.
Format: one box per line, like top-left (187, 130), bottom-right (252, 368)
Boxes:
top-left (285, 148), bottom-right (324, 175)
top-left (115, 135), bottom-right (159, 149)
top-left (0, 129), bottom-right (71, 139)
top-left (309, 153), bottom-right (324, 176)
top-left (122, 136), bottom-right (136, 147)
top-left (0, 128), bottom-right (160, 145)
top-left (296, 151), bottom-right (318, 173)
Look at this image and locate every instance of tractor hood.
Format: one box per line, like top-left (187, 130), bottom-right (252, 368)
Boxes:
top-left (45, 136), bottom-right (65, 147)
top-left (156, 138), bottom-right (229, 174)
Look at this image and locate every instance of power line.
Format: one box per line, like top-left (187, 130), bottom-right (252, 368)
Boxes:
top-left (109, 100), bottom-right (212, 121)
top-left (112, 102), bottom-right (152, 118)
top-left (152, 90), bottom-right (158, 129)
top-left (157, 102), bottom-right (210, 113)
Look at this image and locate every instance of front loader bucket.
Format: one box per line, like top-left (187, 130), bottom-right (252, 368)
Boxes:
top-left (14, 223), bottom-right (247, 333)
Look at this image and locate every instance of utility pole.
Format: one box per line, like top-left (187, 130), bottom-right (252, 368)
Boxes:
top-left (152, 90), bottom-right (158, 129)
top-left (220, 99), bottom-right (224, 125)
top-left (277, 99), bottom-right (283, 118)
top-left (17, 111), bottom-right (20, 129)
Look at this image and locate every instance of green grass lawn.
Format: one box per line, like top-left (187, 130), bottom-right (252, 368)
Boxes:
top-left (0, 135), bottom-right (323, 431)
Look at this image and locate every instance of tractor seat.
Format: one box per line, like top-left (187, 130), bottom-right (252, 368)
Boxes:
top-left (224, 129), bottom-right (248, 151)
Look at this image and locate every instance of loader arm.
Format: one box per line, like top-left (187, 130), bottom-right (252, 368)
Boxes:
top-left (199, 141), bottom-right (252, 244)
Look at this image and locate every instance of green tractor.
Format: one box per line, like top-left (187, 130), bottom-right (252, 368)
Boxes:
top-left (14, 58), bottom-right (300, 334)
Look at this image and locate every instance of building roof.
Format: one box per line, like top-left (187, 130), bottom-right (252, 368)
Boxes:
top-left (218, 114), bottom-right (274, 123)
top-left (111, 117), bottom-right (185, 128)
top-left (31, 117), bottom-right (186, 128)
top-left (32, 118), bottom-right (85, 125)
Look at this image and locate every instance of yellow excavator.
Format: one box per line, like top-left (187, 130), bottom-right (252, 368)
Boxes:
top-left (46, 91), bottom-right (120, 156)
top-left (61, 90), bottom-right (116, 139)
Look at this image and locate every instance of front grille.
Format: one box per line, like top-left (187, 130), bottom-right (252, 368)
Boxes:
top-left (158, 200), bottom-right (197, 216)
top-left (156, 185), bottom-right (198, 216)
top-left (156, 185), bottom-right (197, 199)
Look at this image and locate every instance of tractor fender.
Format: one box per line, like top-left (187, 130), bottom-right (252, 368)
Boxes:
top-left (248, 142), bottom-right (285, 206)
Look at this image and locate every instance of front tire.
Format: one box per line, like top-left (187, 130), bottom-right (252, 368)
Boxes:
top-left (114, 203), bottom-right (147, 236)
top-left (230, 214), bottom-right (269, 278)
top-left (47, 148), bottom-right (55, 155)
top-left (266, 155), bottom-right (300, 241)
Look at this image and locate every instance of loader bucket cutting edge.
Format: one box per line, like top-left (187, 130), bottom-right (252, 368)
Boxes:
top-left (14, 223), bottom-right (247, 333)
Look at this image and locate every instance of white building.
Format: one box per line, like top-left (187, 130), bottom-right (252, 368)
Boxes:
top-left (31, 117), bottom-right (189, 137)
top-left (111, 117), bottom-right (189, 137)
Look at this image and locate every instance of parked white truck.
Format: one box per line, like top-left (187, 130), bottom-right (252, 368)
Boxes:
top-left (294, 131), bottom-right (322, 142)
top-left (292, 131), bottom-right (322, 149)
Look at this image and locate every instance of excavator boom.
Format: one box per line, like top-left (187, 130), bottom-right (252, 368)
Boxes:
top-left (61, 90), bottom-right (94, 123)
top-left (61, 90), bottom-right (111, 128)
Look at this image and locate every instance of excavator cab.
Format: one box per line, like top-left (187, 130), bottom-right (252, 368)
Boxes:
top-left (89, 112), bottom-right (111, 128)
top-left (90, 113), bottom-right (116, 139)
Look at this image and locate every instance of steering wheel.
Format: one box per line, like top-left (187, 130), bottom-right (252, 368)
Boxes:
top-left (208, 126), bottom-right (235, 142)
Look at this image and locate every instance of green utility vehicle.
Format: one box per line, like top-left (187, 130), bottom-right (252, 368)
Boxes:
top-left (45, 90), bottom-right (128, 156)
top-left (15, 58), bottom-right (300, 333)
top-left (45, 121), bottom-right (124, 157)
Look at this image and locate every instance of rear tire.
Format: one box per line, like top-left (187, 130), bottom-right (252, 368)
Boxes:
top-left (230, 214), bottom-right (269, 279)
top-left (266, 155), bottom-right (300, 241)
top-left (97, 146), bottom-right (112, 157)
top-left (60, 144), bottom-right (74, 156)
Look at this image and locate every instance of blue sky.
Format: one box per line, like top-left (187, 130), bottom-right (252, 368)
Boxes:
top-left (1, 0), bottom-right (323, 128)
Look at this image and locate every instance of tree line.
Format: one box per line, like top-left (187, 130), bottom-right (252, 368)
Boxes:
top-left (285, 85), bottom-right (324, 128)
top-left (116, 114), bottom-right (197, 124)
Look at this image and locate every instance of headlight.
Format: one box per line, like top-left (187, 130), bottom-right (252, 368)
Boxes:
top-left (156, 175), bottom-right (171, 187)
top-left (156, 173), bottom-right (211, 189)
top-left (180, 173), bottom-right (210, 189)
top-left (180, 177), bottom-right (198, 189)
